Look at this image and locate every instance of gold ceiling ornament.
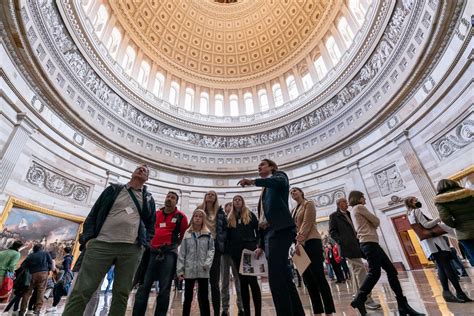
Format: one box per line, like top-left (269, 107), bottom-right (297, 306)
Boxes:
top-left (109, 0), bottom-right (338, 85)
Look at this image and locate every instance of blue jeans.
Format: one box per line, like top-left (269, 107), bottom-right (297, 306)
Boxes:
top-left (264, 228), bottom-right (304, 316)
top-left (460, 239), bottom-right (474, 266)
top-left (132, 250), bottom-right (177, 316)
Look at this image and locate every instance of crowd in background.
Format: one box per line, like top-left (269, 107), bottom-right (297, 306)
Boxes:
top-left (0, 161), bottom-right (472, 316)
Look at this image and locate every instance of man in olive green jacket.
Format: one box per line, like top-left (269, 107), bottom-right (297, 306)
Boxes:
top-left (435, 179), bottom-right (474, 266)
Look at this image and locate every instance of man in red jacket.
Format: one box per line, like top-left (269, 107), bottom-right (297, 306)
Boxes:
top-left (133, 191), bottom-right (188, 316)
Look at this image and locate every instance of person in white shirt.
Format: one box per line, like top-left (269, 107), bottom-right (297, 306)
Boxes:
top-left (405, 196), bottom-right (471, 303)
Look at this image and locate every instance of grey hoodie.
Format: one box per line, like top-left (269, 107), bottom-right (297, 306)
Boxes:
top-left (177, 230), bottom-right (215, 279)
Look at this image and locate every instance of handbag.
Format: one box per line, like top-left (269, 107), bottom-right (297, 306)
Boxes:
top-left (0, 272), bottom-right (14, 298)
top-left (410, 212), bottom-right (447, 241)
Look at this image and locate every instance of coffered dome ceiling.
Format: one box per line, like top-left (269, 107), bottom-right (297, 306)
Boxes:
top-left (110, 0), bottom-right (337, 85)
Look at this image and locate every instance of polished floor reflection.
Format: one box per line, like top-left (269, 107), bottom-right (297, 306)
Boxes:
top-left (1, 269), bottom-right (472, 315)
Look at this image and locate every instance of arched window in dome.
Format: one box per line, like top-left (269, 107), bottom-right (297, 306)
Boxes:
top-left (93, 5), bottom-right (108, 37)
top-left (230, 95), bottom-right (239, 116)
top-left (348, 0), bottom-right (366, 25)
top-left (122, 46), bottom-right (135, 74)
top-left (258, 89), bottom-right (269, 112)
top-left (326, 36), bottom-right (342, 64)
top-left (184, 88), bottom-right (195, 111)
top-left (200, 92), bottom-right (209, 115)
top-left (313, 56), bottom-right (328, 79)
top-left (215, 94), bottom-right (224, 117)
top-left (302, 72), bottom-right (313, 91)
top-left (272, 84), bottom-right (284, 107)
top-left (169, 81), bottom-right (179, 106)
top-left (153, 72), bottom-right (164, 98)
top-left (244, 92), bottom-right (254, 115)
top-left (286, 75), bottom-right (298, 100)
top-left (137, 61), bottom-right (150, 87)
top-left (338, 17), bottom-right (354, 47)
top-left (106, 27), bottom-right (121, 58)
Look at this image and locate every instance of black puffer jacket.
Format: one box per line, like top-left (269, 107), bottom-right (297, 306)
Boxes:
top-left (80, 183), bottom-right (156, 248)
top-left (227, 212), bottom-right (259, 266)
top-left (214, 206), bottom-right (228, 254)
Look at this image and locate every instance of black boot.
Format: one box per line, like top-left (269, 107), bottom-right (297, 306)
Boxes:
top-left (351, 294), bottom-right (367, 315)
top-left (443, 290), bottom-right (465, 303)
top-left (456, 291), bottom-right (473, 302)
top-left (397, 296), bottom-right (425, 315)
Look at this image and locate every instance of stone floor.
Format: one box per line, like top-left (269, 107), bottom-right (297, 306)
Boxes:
top-left (1, 268), bottom-right (473, 315)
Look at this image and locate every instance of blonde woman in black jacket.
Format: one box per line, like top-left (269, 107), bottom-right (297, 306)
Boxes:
top-left (227, 195), bottom-right (262, 316)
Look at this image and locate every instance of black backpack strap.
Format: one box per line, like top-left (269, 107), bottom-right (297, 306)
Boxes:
top-left (170, 213), bottom-right (184, 245)
top-left (126, 188), bottom-right (144, 219)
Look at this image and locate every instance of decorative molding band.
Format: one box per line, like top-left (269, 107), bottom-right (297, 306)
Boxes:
top-left (25, 160), bottom-right (91, 202)
top-left (431, 113), bottom-right (473, 160)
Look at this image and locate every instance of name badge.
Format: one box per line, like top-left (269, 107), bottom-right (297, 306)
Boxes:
top-left (160, 223), bottom-right (166, 228)
top-left (171, 217), bottom-right (177, 223)
top-left (125, 207), bottom-right (134, 214)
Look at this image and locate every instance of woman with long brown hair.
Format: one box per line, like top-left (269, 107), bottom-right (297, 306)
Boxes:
top-left (197, 191), bottom-right (228, 315)
top-left (290, 187), bottom-right (335, 316)
top-left (227, 195), bottom-right (262, 316)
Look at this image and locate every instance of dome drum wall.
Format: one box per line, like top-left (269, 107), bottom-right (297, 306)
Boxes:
top-left (18, 0), bottom-right (463, 175)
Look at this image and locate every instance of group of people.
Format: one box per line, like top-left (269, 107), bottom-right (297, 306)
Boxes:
top-left (0, 159), bottom-right (472, 316)
top-left (0, 242), bottom-right (74, 315)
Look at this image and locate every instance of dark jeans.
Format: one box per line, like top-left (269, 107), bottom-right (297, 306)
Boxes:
top-left (52, 284), bottom-right (63, 307)
top-left (302, 239), bottom-right (335, 314)
top-left (330, 258), bottom-right (345, 282)
top-left (432, 250), bottom-right (463, 293)
top-left (357, 242), bottom-right (403, 302)
top-left (460, 239), bottom-right (474, 265)
top-left (265, 228), bottom-right (305, 316)
top-left (239, 274), bottom-right (261, 316)
top-left (209, 250), bottom-right (221, 315)
top-left (450, 248), bottom-right (467, 275)
top-left (4, 294), bottom-right (21, 312)
top-left (183, 278), bottom-right (210, 316)
top-left (133, 251), bottom-right (177, 316)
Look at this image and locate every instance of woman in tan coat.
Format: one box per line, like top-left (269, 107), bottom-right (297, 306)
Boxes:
top-left (291, 187), bottom-right (335, 316)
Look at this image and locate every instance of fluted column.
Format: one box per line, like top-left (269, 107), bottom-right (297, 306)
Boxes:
top-left (180, 190), bottom-right (191, 213)
top-left (394, 131), bottom-right (439, 218)
top-left (278, 76), bottom-right (290, 103)
top-left (0, 113), bottom-right (38, 192)
top-left (305, 55), bottom-right (318, 83)
top-left (292, 67), bottom-right (305, 95)
top-left (265, 82), bottom-right (275, 109)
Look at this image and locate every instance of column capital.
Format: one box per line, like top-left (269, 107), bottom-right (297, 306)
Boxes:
top-left (16, 113), bottom-right (39, 134)
top-left (393, 129), bottom-right (410, 145)
top-left (346, 161), bottom-right (360, 172)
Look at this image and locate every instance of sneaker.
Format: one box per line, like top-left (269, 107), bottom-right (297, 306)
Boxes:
top-left (365, 300), bottom-right (382, 310)
top-left (46, 306), bottom-right (57, 312)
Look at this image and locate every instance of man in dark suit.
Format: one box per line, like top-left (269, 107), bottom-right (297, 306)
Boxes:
top-left (238, 159), bottom-right (304, 316)
top-left (329, 197), bottom-right (381, 310)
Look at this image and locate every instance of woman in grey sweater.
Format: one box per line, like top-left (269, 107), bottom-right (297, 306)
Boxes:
top-left (177, 209), bottom-right (215, 316)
